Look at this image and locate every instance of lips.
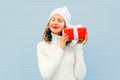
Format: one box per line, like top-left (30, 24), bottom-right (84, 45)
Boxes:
top-left (52, 26), bottom-right (59, 29)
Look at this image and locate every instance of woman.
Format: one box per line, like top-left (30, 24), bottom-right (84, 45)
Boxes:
top-left (37, 7), bottom-right (88, 80)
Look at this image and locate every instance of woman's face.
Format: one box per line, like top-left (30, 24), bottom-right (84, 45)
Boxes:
top-left (49, 14), bottom-right (66, 35)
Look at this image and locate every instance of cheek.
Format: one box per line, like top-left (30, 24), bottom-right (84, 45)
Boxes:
top-left (49, 21), bottom-right (52, 27)
top-left (60, 22), bottom-right (65, 28)
top-left (58, 26), bottom-right (65, 33)
top-left (60, 26), bottom-right (65, 30)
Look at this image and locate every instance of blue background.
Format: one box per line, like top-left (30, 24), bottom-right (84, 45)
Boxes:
top-left (0, 0), bottom-right (120, 80)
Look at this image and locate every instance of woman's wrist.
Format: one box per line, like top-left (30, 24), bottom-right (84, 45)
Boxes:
top-left (60, 45), bottom-right (65, 50)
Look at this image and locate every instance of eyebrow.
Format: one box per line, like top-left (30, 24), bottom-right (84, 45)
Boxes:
top-left (58, 18), bottom-right (63, 21)
top-left (51, 17), bottom-right (63, 21)
top-left (51, 17), bottom-right (55, 19)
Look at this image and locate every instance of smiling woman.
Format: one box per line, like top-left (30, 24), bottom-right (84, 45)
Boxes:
top-left (37, 6), bottom-right (88, 80)
top-left (49, 14), bottom-right (65, 35)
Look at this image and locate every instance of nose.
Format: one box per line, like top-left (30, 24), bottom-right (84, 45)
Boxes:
top-left (53, 20), bottom-right (58, 24)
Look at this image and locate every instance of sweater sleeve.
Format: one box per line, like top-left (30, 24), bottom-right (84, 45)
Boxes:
top-left (37, 42), bottom-right (64, 80)
top-left (73, 44), bottom-right (87, 80)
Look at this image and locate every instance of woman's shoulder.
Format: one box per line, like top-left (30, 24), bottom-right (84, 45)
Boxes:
top-left (37, 41), bottom-right (48, 47)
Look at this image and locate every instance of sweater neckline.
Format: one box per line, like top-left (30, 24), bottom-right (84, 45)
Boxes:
top-left (51, 33), bottom-right (62, 45)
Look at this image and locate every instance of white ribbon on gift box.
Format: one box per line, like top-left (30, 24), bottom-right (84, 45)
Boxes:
top-left (74, 27), bottom-right (78, 40)
top-left (72, 24), bottom-right (82, 40)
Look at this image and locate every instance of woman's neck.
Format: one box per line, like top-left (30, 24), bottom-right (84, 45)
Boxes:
top-left (51, 33), bottom-right (62, 45)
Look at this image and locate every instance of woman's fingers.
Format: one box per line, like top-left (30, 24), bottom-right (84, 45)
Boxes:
top-left (60, 33), bottom-right (69, 49)
top-left (77, 33), bottom-right (88, 45)
top-left (63, 33), bottom-right (69, 41)
top-left (82, 33), bottom-right (88, 45)
top-left (84, 32), bottom-right (88, 41)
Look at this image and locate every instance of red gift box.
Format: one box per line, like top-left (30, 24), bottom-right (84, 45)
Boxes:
top-left (63, 27), bottom-right (87, 40)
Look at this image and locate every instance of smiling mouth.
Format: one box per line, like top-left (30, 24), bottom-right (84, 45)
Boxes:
top-left (52, 26), bottom-right (59, 29)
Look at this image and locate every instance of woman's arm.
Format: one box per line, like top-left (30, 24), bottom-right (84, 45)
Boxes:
top-left (73, 44), bottom-right (87, 80)
top-left (74, 33), bottom-right (88, 80)
top-left (37, 42), bottom-right (64, 80)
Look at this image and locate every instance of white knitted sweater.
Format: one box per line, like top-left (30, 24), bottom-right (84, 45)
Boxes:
top-left (37, 33), bottom-right (86, 80)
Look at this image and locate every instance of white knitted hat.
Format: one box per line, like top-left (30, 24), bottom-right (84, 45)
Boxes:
top-left (49, 6), bottom-right (71, 27)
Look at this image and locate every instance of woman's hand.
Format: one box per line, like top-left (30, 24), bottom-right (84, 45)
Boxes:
top-left (60, 33), bottom-right (69, 49)
top-left (77, 32), bottom-right (88, 45)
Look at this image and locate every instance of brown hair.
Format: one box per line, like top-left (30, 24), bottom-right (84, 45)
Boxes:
top-left (43, 22), bottom-right (72, 45)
